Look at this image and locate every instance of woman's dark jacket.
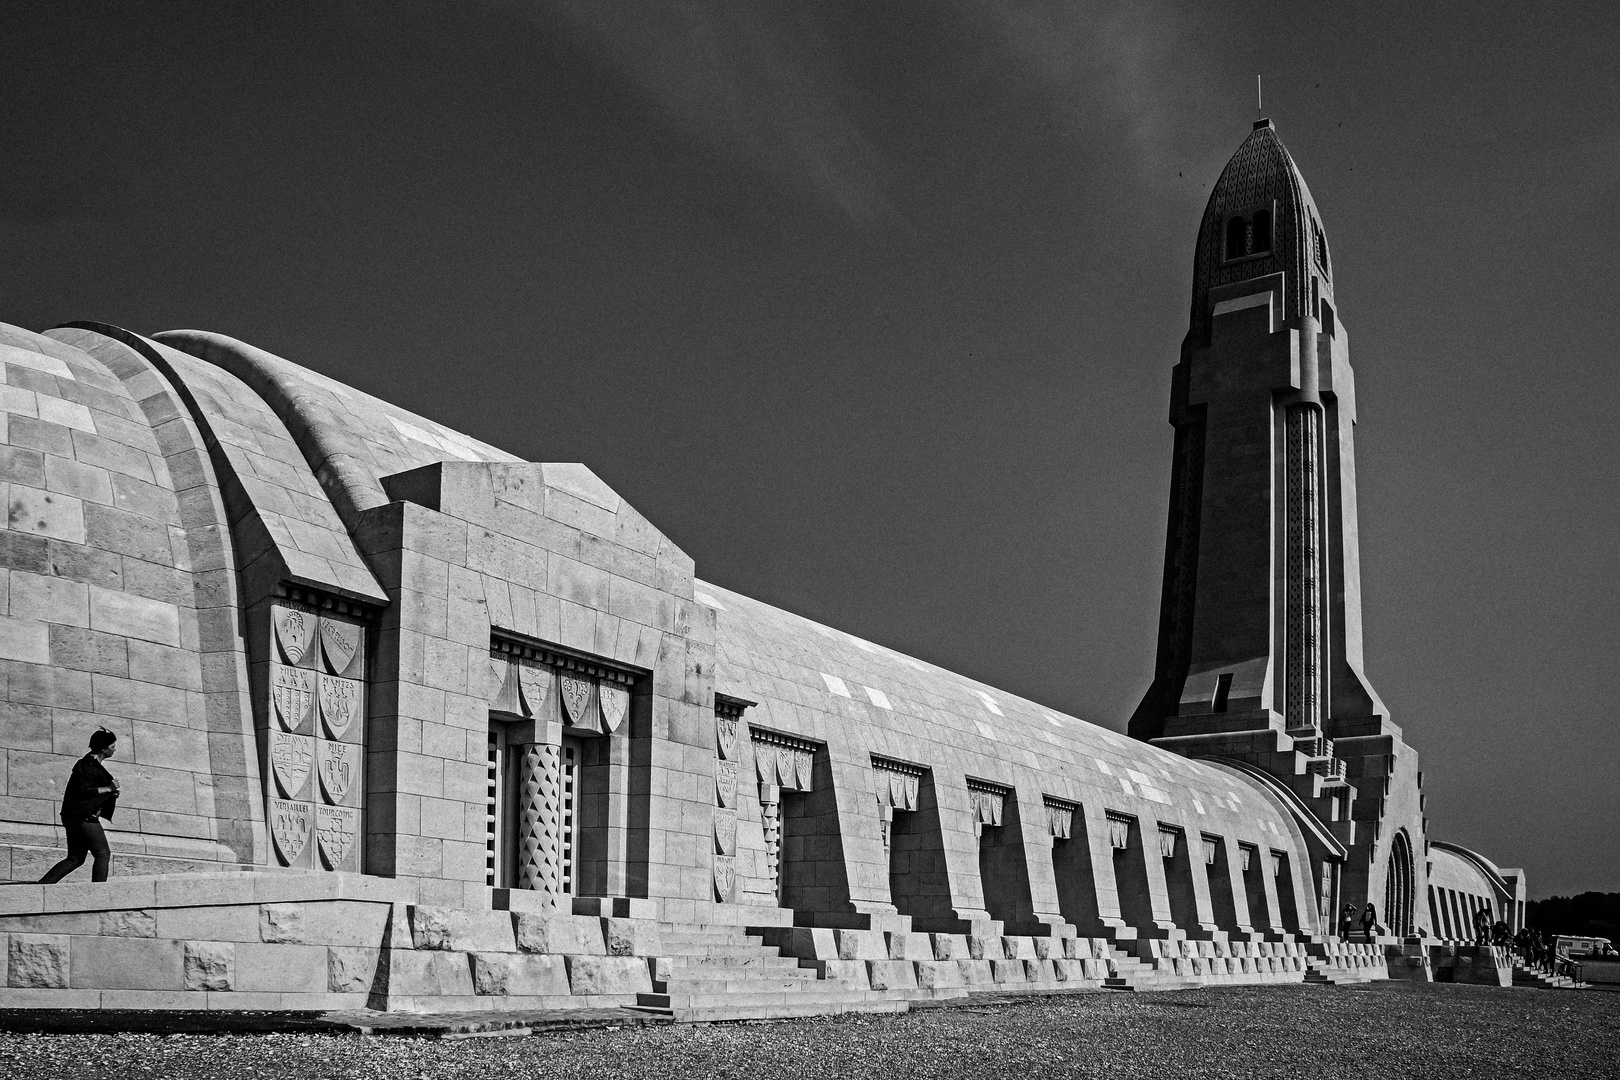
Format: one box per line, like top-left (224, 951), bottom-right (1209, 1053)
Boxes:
top-left (60, 754), bottom-right (117, 822)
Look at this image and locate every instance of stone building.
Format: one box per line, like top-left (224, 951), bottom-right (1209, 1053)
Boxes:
top-left (0, 122), bottom-right (1522, 1017)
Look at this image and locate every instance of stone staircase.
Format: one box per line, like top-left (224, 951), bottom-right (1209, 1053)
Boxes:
top-left (1303, 939), bottom-right (1386, 985)
top-left (627, 923), bottom-right (909, 1022)
top-left (1511, 960), bottom-right (1587, 990)
top-left (1103, 936), bottom-right (1315, 991)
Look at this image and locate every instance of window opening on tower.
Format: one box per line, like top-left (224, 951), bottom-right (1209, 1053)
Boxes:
top-left (1222, 208), bottom-right (1273, 262)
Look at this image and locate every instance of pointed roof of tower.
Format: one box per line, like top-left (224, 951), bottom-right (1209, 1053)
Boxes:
top-left (1188, 119), bottom-right (1333, 342)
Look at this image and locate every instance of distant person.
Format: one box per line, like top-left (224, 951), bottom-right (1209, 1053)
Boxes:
top-left (37, 730), bottom-right (119, 884)
top-left (1492, 920), bottom-right (1510, 947)
top-left (1514, 926), bottom-right (1532, 965)
top-left (1472, 907), bottom-right (1491, 946)
top-left (1361, 902), bottom-right (1385, 940)
top-left (1339, 903), bottom-right (1357, 940)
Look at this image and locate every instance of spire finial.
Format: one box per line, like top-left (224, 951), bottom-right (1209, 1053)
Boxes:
top-left (1256, 75), bottom-right (1263, 120)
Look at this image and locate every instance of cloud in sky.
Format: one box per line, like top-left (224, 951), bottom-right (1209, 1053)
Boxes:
top-left (531, 0), bottom-right (890, 222)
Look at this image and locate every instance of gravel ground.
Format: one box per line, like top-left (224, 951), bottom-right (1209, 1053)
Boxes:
top-left (1, 982), bottom-right (1615, 1080)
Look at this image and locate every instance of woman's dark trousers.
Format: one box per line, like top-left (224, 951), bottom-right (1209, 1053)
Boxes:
top-left (39, 818), bottom-right (110, 883)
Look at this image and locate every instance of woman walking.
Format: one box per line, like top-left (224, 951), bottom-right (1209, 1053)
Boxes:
top-left (38, 729), bottom-right (120, 884)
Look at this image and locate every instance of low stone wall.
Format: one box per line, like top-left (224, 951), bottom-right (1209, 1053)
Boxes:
top-left (0, 872), bottom-right (662, 1013)
top-left (1429, 944), bottom-right (1512, 986)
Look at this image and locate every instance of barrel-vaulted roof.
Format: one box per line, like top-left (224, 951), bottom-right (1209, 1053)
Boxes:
top-left (701, 578), bottom-right (1308, 853)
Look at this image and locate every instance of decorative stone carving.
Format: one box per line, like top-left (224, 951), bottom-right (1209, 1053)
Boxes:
top-left (269, 731), bottom-right (314, 799)
top-left (1286, 404), bottom-right (1322, 730)
top-left (873, 757), bottom-right (924, 815)
top-left (794, 749), bottom-right (812, 791)
top-left (714, 807), bottom-right (737, 856)
top-left (1044, 797), bottom-right (1076, 839)
top-left (271, 798), bottom-right (312, 865)
top-left (759, 786), bottom-right (781, 900)
top-left (716, 761), bottom-right (737, 808)
top-left (598, 682), bottom-right (628, 733)
top-left (317, 738), bottom-right (361, 805)
top-left (316, 804), bottom-right (359, 870)
top-left (488, 654), bottom-right (520, 713)
top-left (559, 673), bottom-right (592, 726)
top-left (318, 673), bottom-right (360, 741)
top-left (518, 662), bottom-right (551, 719)
top-left (1106, 813), bottom-right (1132, 850)
top-left (777, 745), bottom-right (795, 790)
top-left (271, 664), bottom-right (314, 733)
top-left (755, 747), bottom-right (776, 786)
top-left (319, 618), bottom-right (360, 676)
top-left (264, 596), bottom-right (368, 875)
top-left (273, 602), bottom-right (313, 665)
top-left (967, 782), bottom-right (1006, 827)
top-left (716, 717), bottom-right (737, 760)
top-left (516, 743), bottom-right (562, 898)
top-left (713, 854), bottom-right (735, 902)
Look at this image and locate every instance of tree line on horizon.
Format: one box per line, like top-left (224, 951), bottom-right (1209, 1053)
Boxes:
top-left (1525, 892), bottom-right (1620, 939)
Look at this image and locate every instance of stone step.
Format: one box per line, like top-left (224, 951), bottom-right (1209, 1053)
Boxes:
top-left (659, 925), bottom-right (758, 939)
top-left (662, 954), bottom-right (805, 972)
top-left (624, 998), bottom-right (910, 1023)
top-left (636, 988), bottom-right (892, 1011)
top-left (658, 964), bottom-right (816, 983)
top-left (659, 941), bottom-right (782, 957)
top-left (656, 975), bottom-right (821, 994)
top-left (659, 935), bottom-right (762, 950)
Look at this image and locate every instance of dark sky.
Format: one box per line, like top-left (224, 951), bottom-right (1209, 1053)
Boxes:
top-left (5, 1), bottom-right (1616, 897)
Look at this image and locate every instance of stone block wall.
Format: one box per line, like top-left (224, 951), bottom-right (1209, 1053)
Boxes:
top-left (1, 323), bottom-right (261, 879)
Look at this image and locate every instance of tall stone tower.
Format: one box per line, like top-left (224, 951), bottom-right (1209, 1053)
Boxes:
top-left (1132, 119), bottom-right (1430, 939)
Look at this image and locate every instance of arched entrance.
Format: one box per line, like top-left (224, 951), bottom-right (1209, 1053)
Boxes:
top-left (1384, 831), bottom-right (1415, 937)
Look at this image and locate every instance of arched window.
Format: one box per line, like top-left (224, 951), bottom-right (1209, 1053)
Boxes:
top-left (1315, 222), bottom-right (1331, 276)
top-left (1225, 216), bottom-right (1247, 261)
top-left (1251, 208), bottom-right (1272, 254)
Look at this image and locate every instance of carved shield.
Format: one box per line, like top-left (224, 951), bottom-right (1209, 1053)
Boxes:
top-left (518, 663), bottom-right (551, 719)
top-left (318, 674), bottom-right (360, 741)
top-left (716, 761), bottom-right (737, 808)
top-left (271, 664), bottom-right (314, 732)
top-left (598, 682), bottom-right (628, 733)
top-left (714, 807), bottom-right (737, 856)
top-left (889, 772), bottom-right (905, 808)
top-left (795, 750), bottom-right (812, 792)
top-left (716, 717), bottom-right (737, 760)
top-left (903, 774), bottom-right (919, 811)
top-left (273, 604), bottom-right (312, 665)
top-left (317, 739), bottom-right (362, 805)
top-left (316, 804), bottom-right (359, 870)
top-left (713, 855), bottom-right (735, 903)
top-left (559, 673), bottom-right (592, 726)
top-left (270, 798), bottom-right (312, 865)
top-left (270, 731), bottom-right (314, 799)
top-left (777, 746), bottom-right (796, 791)
top-left (320, 619), bottom-right (360, 676)
top-left (755, 746), bottom-right (775, 786)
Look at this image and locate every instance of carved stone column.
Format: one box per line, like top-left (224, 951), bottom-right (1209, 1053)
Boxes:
top-left (759, 784), bottom-right (782, 901)
top-left (1286, 404), bottom-right (1322, 731)
top-left (516, 742), bottom-right (563, 900)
